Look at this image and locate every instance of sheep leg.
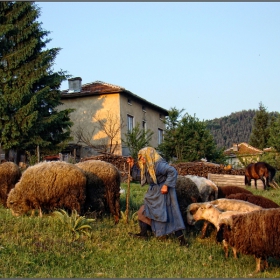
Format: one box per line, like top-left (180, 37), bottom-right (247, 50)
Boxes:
top-left (263, 258), bottom-right (269, 270)
top-left (255, 257), bottom-right (261, 273)
top-left (200, 221), bottom-right (209, 239)
top-left (232, 246), bottom-right (238, 259)
top-left (222, 240), bottom-right (229, 258)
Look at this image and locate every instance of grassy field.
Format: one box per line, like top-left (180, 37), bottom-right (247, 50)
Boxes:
top-left (0, 182), bottom-right (280, 278)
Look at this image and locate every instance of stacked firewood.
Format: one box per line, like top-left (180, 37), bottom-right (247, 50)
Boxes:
top-left (81, 154), bottom-right (245, 182)
top-left (171, 162), bottom-right (245, 177)
top-left (81, 154), bottom-right (131, 182)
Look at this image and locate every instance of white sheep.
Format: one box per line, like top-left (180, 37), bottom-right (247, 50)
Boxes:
top-left (187, 198), bottom-right (262, 239)
top-left (185, 175), bottom-right (218, 202)
top-left (190, 203), bottom-right (247, 258)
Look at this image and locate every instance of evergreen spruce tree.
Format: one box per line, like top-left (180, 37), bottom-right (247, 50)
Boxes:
top-left (0, 2), bottom-right (73, 162)
top-left (268, 113), bottom-right (280, 152)
top-left (249, 102), bottom-right (270, 150)
top-left (122, 123), bottom-right (154, 159)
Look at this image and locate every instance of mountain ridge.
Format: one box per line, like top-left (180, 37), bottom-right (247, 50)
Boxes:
top-left (205, 109), bottom-right (279, 149)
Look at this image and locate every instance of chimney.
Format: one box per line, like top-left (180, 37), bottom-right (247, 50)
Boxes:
top-left (68, 77), bottom-right (82, 93)
top-left (232, 143), bottom-right (238, 152)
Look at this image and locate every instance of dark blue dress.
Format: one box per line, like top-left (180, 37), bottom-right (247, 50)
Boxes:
top-left (131, 159), bottom-right (186, 237)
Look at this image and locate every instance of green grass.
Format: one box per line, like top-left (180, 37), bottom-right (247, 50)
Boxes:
top-left (0, 183), bottom-right (279, 278)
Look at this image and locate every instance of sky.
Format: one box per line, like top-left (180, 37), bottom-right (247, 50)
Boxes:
top-left (36, 2), bottom-right (280, 121)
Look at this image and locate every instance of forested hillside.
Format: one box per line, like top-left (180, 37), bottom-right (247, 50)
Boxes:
top-left (206, 110), bottom-right (256, 149)
top-left (206, 110), bottom-right (279, 149)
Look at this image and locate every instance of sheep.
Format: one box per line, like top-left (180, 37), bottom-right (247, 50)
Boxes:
top-left (189, 202), bottom-right (258, 258)
top-left (0, 162), bottom-right (21, 207)
top-left (226, 192), bottom-right (280, 209)
top-left (7, 161), bottom-right (87, 216)
top-left (185, 175), bottom-right (218, 202)
top-left (217, 208), bottom-right (280, 273)
top-left (76, 160), bottom-right (121, 224)
top-left (187, 198), bottom-right (262, 238)
top-left (175, 175), bottom-right (201, 230)
top-left (218, 185), bottom-right (253, 198)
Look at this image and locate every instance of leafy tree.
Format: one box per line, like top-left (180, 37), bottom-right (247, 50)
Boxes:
top-left (249, 102), bottom-right (270, 150)
top-left (158, 108), bottom-right (225, 163)
top-left (122, 122), bottom-right (154, 159)
top-left (157, 107), bottom-right (185, 161)
top-left (0, 2), bottom-right (73, 162)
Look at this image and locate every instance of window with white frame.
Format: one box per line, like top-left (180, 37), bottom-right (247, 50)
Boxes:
top-left (127, 114), bottom-right (134, 133)
top-left (158, 128), bottom-right (163, 144)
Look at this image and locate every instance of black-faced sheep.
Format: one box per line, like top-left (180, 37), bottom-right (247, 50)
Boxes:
top-left (218, 185), bottom-right (253, 198)
top-left (7, 161), bottom-right (87, 216)
top-left (217, 208), bottom-right (280, 272)
top-left (0, 162), bottom-right (21, 207)
top-left (76, 160), bottom-right (121, 224)
top-left (185, 175), bottom-right (218, 202)
top-left (226, 192), bottom-right (280, 209)
top-left (187, 198), bottom-right (262, 238)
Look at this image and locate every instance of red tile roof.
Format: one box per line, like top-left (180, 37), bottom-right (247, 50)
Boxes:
top-left (224, 142), bottom-right (263, 156)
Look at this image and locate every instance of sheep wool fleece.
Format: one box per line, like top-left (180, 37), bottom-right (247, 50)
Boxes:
top-left (132, 159), bottom-right (186, 237)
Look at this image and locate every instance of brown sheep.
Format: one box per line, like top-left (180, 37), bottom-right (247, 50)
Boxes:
top-left (7, 161), bottom-right (87, 216)
top-left (218, 185), bottom-right (253, 198)
top-left (76, 160), bottom-right (121, 224)
top-left (217, 208), bottom-right (280, 273)
top-left (226, 193), bottom-right (280, 209)
top-left (0, 162), bottom-right (21, 207)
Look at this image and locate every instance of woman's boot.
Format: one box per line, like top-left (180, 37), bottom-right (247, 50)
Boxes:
top-left (128, 220), bottom-right (151, 240)
top-left (175, 230), bottom-right (188, 247)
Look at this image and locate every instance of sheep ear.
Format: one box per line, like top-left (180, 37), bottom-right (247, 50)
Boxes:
top-left (206, 204), bottom-right (212, 209)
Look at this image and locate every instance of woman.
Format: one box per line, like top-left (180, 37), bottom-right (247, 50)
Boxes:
top-left (127, 147), bottom-right (188, 246)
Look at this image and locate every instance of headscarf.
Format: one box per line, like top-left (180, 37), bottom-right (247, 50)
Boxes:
top-left (137, 147), bottom-right (162, 186)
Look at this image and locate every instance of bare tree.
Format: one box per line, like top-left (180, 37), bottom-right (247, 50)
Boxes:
top-left (73, 110), bottom-right (125, 154)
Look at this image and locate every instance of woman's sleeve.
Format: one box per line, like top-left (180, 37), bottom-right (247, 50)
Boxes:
top-left (158, 161), bottom-right (178, 188)
top-left (130, 164), bottom-right (141, 182)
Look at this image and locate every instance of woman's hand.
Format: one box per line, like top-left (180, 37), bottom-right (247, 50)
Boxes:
top-left (126, 156), bottom-right (134, 168)
top-left (161, 184), bottom-right (168, 194)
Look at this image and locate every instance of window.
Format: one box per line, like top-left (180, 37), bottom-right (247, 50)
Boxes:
top-left (158, 128), bottom-right (163, 144)
top-left (142, 120), bottom-right (146, 131)
top-left (142, 105), bottom-right (146, 112)
top-left (159, 113), bottom-right (164, 120)
top-left (127, 115), bottom-right (134, 133)
top-left (127, 98), bottom-right (132, 105)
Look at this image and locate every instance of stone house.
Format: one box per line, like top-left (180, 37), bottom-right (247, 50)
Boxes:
top-left (224, 142), bottom-right (264, 168)
top-left (57, 77), bottom-right (168, 160)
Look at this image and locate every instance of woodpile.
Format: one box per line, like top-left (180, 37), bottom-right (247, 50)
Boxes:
top-left (81, 154), bottom-right (131, 182)
top-left (81, 154), bottom-right (245, 182)
top-left (171, 162), bottom-right (245, 178)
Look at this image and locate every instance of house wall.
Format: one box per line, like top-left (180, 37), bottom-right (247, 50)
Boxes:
top-left (119, 94), bottom-right (166, 155)
top-left (57, 93), bottom-right (122, 157)
top-left (225, 155), bottom-right (262, 168)
top-left (58, 92), bottom-right (166, 158)
top-left (58, 93), bottom-right (165, 158)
